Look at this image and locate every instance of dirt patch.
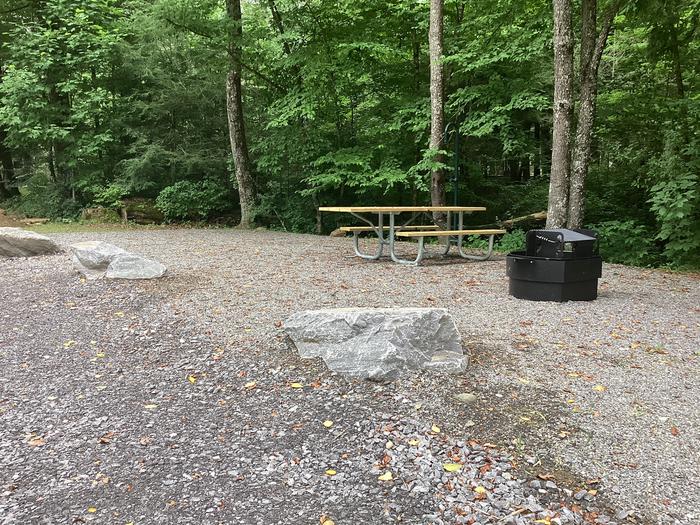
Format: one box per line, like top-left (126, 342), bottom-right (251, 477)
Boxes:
top-left (0, 209), bottom-right (23, 227)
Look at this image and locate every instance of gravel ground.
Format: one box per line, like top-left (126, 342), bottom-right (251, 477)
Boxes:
top-left (1, 228), bottom-right (698, 525)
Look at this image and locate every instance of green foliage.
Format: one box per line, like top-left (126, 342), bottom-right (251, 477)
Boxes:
top-left (464, 229), bottom-right (526, 253)
top-left (91, 183), bottom-right (128, 209)
top-left (8, 174), bottom-right (81, 220)
top-left (155, 180), bottom-right (232, 222)
top-left (590, 220), bottom-right (661, 267)
top-left (0, 0), bottom-right (696, 268)
top-left (647, 131), bottom-right (700, 267)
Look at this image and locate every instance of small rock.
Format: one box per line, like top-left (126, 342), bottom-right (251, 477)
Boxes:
top-left (453, 393), bottom-right (478, 404)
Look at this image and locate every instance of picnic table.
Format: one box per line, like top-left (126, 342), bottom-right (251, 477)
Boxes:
top-left (319, 206), bottom-right (505, 265)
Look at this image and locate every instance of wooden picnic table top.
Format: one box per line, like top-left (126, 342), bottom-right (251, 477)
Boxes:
top-left (318, 206), bottom-right (486, 213)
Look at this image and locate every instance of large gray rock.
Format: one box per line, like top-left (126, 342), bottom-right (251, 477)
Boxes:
top-left (70, 241), bottom-right (166, 280)
top-left (105, 253), bottom-right (167, 280)
top-left (70, 241), bottom-right (127, 278)
top-left (284, 308), bottom-right (466, 380)
top-left (0, 227), bottom-right (61, 257)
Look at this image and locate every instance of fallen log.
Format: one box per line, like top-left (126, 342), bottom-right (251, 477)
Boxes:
top-left (499, 211), bottom-right (547, 230)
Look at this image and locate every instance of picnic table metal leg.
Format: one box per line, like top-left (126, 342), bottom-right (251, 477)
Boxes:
top-left (389, 213), bottom-right (425, 265)
top-left (458, 234), bottom-right (495, 260)
top-left (456, 211), bottom-right (494, 260)
top-left (441, 211), bottom-right (452, 255)
top-left (349, 212), bottom-right (384, 260)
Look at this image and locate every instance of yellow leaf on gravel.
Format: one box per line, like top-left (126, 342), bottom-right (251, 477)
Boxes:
top-left (474, 486), bottom-right (487, 494)
top-left (321, 519), bottom-right (335, 525)
top-left (28, 436), bottom-right (46, 447)
top-left (414, 403), bottom-right (423, 410)
top-left (188, 375), bottom-right (197, 384)
top-left (144, 404), bottom-right (158, 409)
top-left (325, 469), bottom-right (336, 476)
top-left (592, 385), bottom-right (606, 392)
top-left (323, 420), bottom-right (333, 428)
top-left (96, 352), bottom-right (106, 358)
top-left (431, 425), bottom-right (441, 433)
top-left (290, 383), bottom-right (304, 389)
top-left (385, 440), bottom-right (394, 449)
top-left (443, 463), bottom-right (462, 472)
top-left (377, 472), bottom-right (393, 481)
top-left (408, 439), bottom-right (420, 446)
top-left (114, 311), bottom-right (125, 318)
top-left (244, 381), bottom-right (257, 389)
top-left (63, 340), bottom-right (76, 348)
top-left (87, 507), bottom-right (97, 513)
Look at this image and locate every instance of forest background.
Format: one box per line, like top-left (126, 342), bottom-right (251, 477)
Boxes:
top-left (0, 0), bottom-right (697, 268)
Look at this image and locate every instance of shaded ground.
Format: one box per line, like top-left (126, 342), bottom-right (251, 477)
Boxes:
top-left (1, 229), bottom-right (698, 524)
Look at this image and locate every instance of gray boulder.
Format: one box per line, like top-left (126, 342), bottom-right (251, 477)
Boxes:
top-left (0, 227), bottom-right (61, 257)
top-left (284, 308), bottom-right (466, 380)
top-left (70, 241), bottom-right (166, 280)
top-left (70, 241), bottom-right (127, 278)
top-left (105, 253), bottom-right (167, 280)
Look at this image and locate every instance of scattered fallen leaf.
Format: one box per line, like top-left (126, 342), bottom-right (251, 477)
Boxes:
top-left (114, 311), bottom-right (125, 318)
top-left (87, 507), bottom-right (97, 513)
top-left (431, 425), bottom-right (441, 433)
top-left (414, 403), bottom-right (422, 410)
top-left (474, 485), bottom-right (487, 494)
top-left (290, 382), bottom-right (304, 389)
top-left (188, 375), bottom-right (197, 384)
top-left (443, 463), bottom-right (462, 472)
top-left (244, 381), bottom-right (257, 389)
top-left (325, 469), bottom-right (336, 476)
top-left (588, 489), bottom-right (598, 496)
top-left (377, 471), bottom-right (393, 481)
top-left (98, 432), bottom-right (114, 444)
top-left (63, 340), bottom-right (76, 348)
top-left (592, 385), bottom-right (606, 392)
top-left (671, 426), bottom-right (680, 436)
top-left (144, 404), bottom-right (158, 409)
top-left (139, 436), bottom-right (152, 446)
top-left (95, 352), bottom-right (106, 358)
top-left (408, 439), bottom-right (420, 446)
top-left (385, 440), bottom-right (394, 449)
top-left (323, 420), bottom-right (334, 428)
top-left (28, 436), bottom-right (46, 447)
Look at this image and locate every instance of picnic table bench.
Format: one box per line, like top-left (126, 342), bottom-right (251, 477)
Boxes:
top-left (319, 206), bottom-right (506, 265)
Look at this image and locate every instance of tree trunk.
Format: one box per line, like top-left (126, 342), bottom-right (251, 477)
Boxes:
top-left (0, 127), bottom-right (18, 199)
top-left (226, 0), bottom-right (256, 229)
top-left (568, 0), bottom-right (622, 228)
top-left (546, 0), bottom-right (574, 228)
top-left (429, 0), bottom-right (446, 222)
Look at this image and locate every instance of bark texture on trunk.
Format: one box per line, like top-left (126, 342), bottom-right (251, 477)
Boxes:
top-left (429, 0), bottom-right (446, 219)
top-left (226, 0), bottom-right (256, 229)
top-left (568, 0), bottom-right (622, 228)
top-left (547, 0), bottom-right (574, 229)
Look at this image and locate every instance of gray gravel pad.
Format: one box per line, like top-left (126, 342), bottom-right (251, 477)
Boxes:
top-left (1, 228), bottom-right (698, 525)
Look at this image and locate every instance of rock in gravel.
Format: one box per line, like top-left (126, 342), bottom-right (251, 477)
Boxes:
top-left (70, 241), bottom-right (127, 278)
top-left (70, 241), bottom-right (166, 279)
top-left (284, 308), bottom-right (466, 380)
top-left (0, 227), bottom-right (61, 257)
top-left (453, 392), bottom-right (478, 404)
top-left (105, 253), bottom-right (167, 280)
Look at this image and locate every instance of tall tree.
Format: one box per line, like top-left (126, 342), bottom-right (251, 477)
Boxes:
top-left (547, 0), bottom-right (574, 228)
top-left (225, 0), bottom-right (256, 228)
top-left (567, 0), bottom-right (624, 228)
top-left (429, 0), bottom-right (445, 219)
